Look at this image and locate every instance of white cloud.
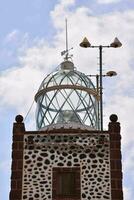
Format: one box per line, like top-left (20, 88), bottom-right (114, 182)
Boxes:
top-left (5, 29), bottom-right (29, 44)
top-left (0, 1), bottom-right (134, 198)
top-left (97, 0), bottom-right (121, 4)
top-left (1, 0), bottom-right (134, 136)
top-left (5, 29), bottom-right (19, 42)
top-left (123, 186), bottom-right (133, 200)
top-left (1, 1), bottom-right (134, 131)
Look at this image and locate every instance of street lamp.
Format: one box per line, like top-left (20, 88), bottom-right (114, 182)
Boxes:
top-left (87, 71), bottom-right (117, 130)
top-left (79, 37), bottom-right (122, 131)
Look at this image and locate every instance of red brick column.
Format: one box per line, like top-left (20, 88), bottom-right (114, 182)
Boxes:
top-left (109, 114), bottom-right (123, 200)
top-left (9, 115), bottom-right (25, 200)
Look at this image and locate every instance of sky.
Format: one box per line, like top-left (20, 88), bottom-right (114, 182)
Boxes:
top-left (0, 0), bottom-right (134, 199)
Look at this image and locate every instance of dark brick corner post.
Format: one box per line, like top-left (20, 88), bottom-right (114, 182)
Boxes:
top-left (9, 115), bottom-right (25, 200)
top-left (108, 114), bottom-right (123, 200)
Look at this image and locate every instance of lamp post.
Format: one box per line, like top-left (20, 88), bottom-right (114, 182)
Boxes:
top-left (88, 71), bottom-right (117, 130)
top-left (79, 37), bottom-right (122, 131)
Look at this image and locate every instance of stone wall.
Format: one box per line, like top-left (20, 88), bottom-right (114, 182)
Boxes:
top-left (9, 114), bottom-right (123, 200)
top-left (22, 133), bottom-right (111, 200)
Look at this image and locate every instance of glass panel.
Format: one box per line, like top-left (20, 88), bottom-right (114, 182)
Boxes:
top-left (36, 68), bottom-right (99, 129)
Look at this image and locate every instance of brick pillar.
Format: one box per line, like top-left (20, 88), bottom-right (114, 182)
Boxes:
top-left (9, 115), bottom-right (25, 200)
top-left (109, 114), bottom-right (123, 200)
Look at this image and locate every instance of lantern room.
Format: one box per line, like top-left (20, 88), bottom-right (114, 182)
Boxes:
top-left (35, 60), bottom-right (99, 130)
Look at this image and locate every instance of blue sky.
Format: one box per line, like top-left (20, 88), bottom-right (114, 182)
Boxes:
top-left (0, 0), bottom-right (134, 69)
top-left (0, 0), bottom-right (57, 70)
top-left (0, 0), bottom-right (134, 199)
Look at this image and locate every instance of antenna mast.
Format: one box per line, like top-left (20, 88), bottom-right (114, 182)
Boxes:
top-left (61, 19), bottom-right (73, 60)
top-left (65, 18), bottom-right (68, 54)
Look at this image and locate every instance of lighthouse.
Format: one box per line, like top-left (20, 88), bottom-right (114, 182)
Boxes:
top-left (9, 41), bottom-right (123, 200)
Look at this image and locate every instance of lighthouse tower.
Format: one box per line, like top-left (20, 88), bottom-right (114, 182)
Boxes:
top-left (9, 55), bottom-right (123, 200)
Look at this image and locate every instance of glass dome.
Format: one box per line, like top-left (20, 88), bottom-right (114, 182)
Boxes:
top-left (35, 60), bottom-right (99, 130)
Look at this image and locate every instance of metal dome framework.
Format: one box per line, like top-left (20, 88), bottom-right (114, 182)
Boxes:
top-left (35, 61), bottom-right (99, 130)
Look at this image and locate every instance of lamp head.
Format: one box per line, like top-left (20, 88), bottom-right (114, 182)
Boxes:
top-left (79, 37), bottom-right (91, 48)
top-left (110, 37), bottom-right (122, 48)
top-left (106, 71), bottom-right (117, 77)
